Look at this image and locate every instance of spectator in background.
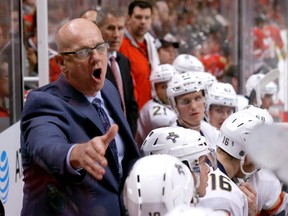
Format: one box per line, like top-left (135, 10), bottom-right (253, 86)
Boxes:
top-left (80, 8), bottom-right (98, 24)
top-left (154, 0), bottom-right (171, 37)
top-left (0, 60), bottom-right (9, 117)
top-left (24, 10), bottom-right (61, 85)
top-left (199, 53), bottom-right (228, 79)
top-left (0, 23), bottom-right (11, 61)
top-left (23, 0), bottom-right (36, 17)
top-left (252, 14), bottom-right (285, 73)
top-left (156, 33), bottom-right (179, 64)
top-left (263, 15), bottom-right (286, 63)
top-left (119, 0), bottom-right (160, 110)
top-left (96, 6), bottom-right (139, 136)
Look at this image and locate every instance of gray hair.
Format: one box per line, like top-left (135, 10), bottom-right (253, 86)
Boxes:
top-left (96, 7), bottom-right (126, 27)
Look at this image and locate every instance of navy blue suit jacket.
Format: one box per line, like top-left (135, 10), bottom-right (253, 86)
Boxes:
top-left (20, 74), bottom-right (140, 216)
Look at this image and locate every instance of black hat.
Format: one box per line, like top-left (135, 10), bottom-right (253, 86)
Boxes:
top-left (158, 33), bottom-right (179, 49)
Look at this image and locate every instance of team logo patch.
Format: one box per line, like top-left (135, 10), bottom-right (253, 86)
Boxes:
top-left (166, 132), bottom-right (179, 143)
top-left (175, 163), bottom-right (185, 175)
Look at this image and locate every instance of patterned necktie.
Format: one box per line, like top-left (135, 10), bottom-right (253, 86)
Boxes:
top-left (110, 56), bottom-right (126, 115)
top-left (92, 98), bottom-right (120, 175)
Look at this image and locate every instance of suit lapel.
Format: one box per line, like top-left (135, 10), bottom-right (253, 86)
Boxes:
top-left (52, 76), bottom-right (121, 189)
top-left (101, 81), bottom-right (128, 131)
top-left (116, 53), bottom-right (128, 86)
top-left (106, 66), bottom-right (117, 87)
top-left (55, 75), bottom-right (105, 133)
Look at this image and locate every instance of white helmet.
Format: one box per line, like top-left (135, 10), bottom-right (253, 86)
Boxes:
top-left (241, 105), bottom-right (274, 124)
top-left (173, 54), bottom-right (204, 73)
top-left (150, 64), bottom-right (176, 102)
top-left (141, 127), bottom-right (216, 188)
top-left (245, 73), bottom-right (277, 98)
top-left (193, 72), bottom-right (217, 89)
top-left (205, 82), bottom-right (238, 119)
top-left (167, 72), bottom-right (206, 113)
top-left (166, 204), bottom-right (226, 216)
top-left (217, 110), bottom-right (267, 176)
top-left (123, 154), bottom-right (194, 216)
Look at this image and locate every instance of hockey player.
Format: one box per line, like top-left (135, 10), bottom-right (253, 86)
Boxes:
top-left (141, 127), bottom-right (248, 215)
top-left (166, 72), bottom-right (218, 149)
top-left (198, 162), bottom-right (249, 216)
top-left (141, 127), bottom-right (216, 199)
top-left (217, 106), bottom-right (288, 215)
top-left (205, 82), bottom-right (238, 130)
top-left (172, 54), bottom-right (204, 73)
top-left (123, 154), bottom-right (195, 216)
top-left (245, 73), bottom-right (278, 110)
top-left (136, 64), bottom-right (177, 145)
top-left (172, 53), bottom-right (217, 90)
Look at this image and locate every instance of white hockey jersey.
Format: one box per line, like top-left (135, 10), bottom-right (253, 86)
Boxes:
top-left (246, 168), bottom-right (288, 215)
top-left (170, 120), bottom-right (218, 150)
top-left (199, 168), bottom-right (248, 216)
top-left (137, 99), bottom-right (177, 143)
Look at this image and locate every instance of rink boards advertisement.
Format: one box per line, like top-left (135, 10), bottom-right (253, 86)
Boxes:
top-left (0, 121), bottom-right (23, 215)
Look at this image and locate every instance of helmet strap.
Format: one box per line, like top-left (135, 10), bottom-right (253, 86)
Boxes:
top-left (240, 155), bottom-right (259, 178)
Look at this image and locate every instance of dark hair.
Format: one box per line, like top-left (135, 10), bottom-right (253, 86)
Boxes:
top-left (96, 7), bottom-right (126, 26)
top-left (128, 1), bottom-right (152, 16)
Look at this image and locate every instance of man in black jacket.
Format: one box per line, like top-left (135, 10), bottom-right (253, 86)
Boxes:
top-left (97, 6), bottom-right (139, 137)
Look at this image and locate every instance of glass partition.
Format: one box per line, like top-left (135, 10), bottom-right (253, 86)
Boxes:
top-left (0, 0), bottom-right (285, 133)
top-left (0, 0), bottom-right (22, 132)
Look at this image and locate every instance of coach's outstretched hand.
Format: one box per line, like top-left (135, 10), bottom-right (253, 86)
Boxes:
top-left (70, 124), bottom-right (118, 180)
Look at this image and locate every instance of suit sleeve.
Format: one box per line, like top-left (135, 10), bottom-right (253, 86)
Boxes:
top-left (21, 91), bottom-right (87, 182)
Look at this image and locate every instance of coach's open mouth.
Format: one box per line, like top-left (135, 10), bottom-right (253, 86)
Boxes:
top-left (93, 68), bottom-right (101, 79)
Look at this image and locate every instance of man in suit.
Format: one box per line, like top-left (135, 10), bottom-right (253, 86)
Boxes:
top-left (20, 18), bottom-right (140, 216)
top-left (96, 7), bottom-right (139, 136)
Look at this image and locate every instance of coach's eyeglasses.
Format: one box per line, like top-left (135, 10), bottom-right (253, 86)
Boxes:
top-left (60, 41), bottom-right (110, 59)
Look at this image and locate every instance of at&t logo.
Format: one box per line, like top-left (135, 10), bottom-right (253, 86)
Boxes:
top-left (0, 151), bottom-right (9, 204)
